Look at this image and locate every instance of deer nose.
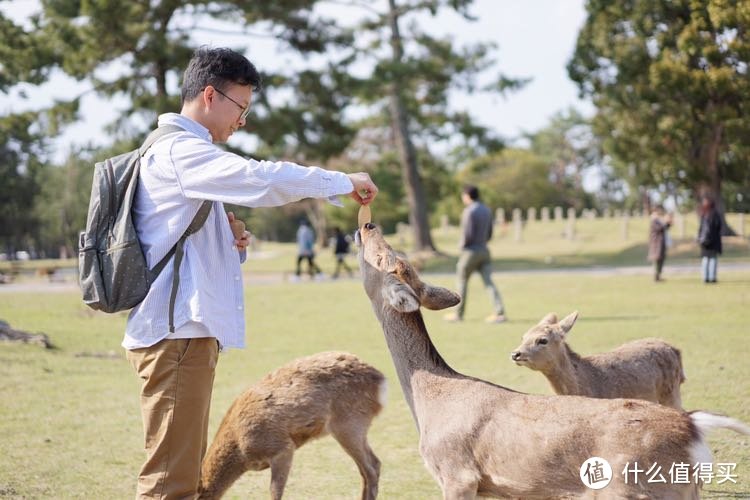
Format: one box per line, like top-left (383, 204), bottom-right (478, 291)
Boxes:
top-left (364, 222), bottom-right (375, 230)
top-left (511, 351), bottom-right (521, 361)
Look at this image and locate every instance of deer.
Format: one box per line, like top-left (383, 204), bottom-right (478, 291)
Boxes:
top-left (356, 221), bottom-right (749, 499)
top-left (197, 351), bottom-right (387, 500)
top-left (510, 311), bottom-right (685, 409)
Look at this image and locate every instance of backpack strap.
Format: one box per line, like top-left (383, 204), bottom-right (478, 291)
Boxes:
top-left (139, 124), bottom-right (184, 156)
top-left (165, 200), bottom-right (213, 332)
top-left (146, 200), bottom-right (212, 332)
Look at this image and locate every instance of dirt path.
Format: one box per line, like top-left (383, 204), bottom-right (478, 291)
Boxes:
top-left (2, 262), bottom-right (749, 294)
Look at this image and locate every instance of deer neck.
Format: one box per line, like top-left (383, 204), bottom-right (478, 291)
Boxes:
top-left (377, 306), bottom-right (457, 423)
top-left (543, 344), bottom-right (584, 396)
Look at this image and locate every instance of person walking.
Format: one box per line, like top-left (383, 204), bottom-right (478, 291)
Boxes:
top-left (444, 185), bottom-right (506, 323)
top-left (295, 219), bottom-right (322, 278)
top-left (331, 226), bottom-right (354, 279)
top-left (123, 47), bottom-right (378, 499)
top-left (697, 196), bottom-right (722, 283)
top-left (647, 205), bottom-right (673, 282)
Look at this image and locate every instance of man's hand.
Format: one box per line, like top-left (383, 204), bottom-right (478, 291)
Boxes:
top-left (228, 212), bottom-right (252, 252)
top-left (347, 172), bottom-right (378, 205)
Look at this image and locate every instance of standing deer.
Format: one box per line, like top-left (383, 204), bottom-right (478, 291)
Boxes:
top-left (198, 351), bottom-right (386, 500)
top-left (511, 311), bottom-right (685, 409)
top-left (357, 222), bottom-right (749, 499)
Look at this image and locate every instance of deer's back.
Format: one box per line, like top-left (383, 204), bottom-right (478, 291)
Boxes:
top-left (218, 352), bottom-right (385, 447)
top-left (578, 338), bottom-right (683, 401)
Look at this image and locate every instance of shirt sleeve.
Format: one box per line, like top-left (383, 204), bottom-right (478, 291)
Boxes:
top-left (168, 135), bottom-right (354, 208)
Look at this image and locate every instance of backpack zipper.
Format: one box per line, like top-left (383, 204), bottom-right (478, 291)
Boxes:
top-left (106, 159), bottom-right (117, 242)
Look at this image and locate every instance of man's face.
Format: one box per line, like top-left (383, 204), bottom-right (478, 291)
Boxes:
top-left (204, 83), bottom-right (253, 143)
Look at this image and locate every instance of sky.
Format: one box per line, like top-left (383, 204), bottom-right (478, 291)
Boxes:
top-left (0, 0), bottom-right (593, 161)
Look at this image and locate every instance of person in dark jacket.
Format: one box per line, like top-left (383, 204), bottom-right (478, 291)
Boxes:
top-left (331, 226), bottom-right (354, 278)
top-left (697, 196), bottom-right (722, 283)
top-left (647, 205), bottom-right (673, 282)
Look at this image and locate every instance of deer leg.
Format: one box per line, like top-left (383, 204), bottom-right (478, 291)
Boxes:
top-left (268, 445), bottom-right (294, 500)
top-left (329, 419), bottom-right (381, 500)
top-left (441, 481), bottom-right (478, 500)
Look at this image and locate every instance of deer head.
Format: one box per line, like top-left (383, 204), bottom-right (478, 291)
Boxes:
top-left (510, 311), bottom-right (579, 371)
top-left (357, 223), bottom-right (460, 312)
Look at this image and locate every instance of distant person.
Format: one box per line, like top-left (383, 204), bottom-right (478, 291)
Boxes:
top-left (295, 219), bottom-right (322, 278)
top-left (647, 205), bottom-right (673, 282)
top-left (331, 227), bottom-right (354, 279)
top-left (697, 196), bottom-right (722, 283)
top-left (445, 185), bottom-right (506, 323)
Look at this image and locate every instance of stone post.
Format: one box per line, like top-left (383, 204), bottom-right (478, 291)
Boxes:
top-left (512, 208), bottom-right (523, 242)
top-left (565, 207), bottom-right (576, 240)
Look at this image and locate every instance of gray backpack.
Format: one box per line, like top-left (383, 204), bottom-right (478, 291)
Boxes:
top-left (78, 125), bottom-right (212, 331)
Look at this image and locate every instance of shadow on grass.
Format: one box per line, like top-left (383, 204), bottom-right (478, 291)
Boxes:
top-left (577, 315), bottom-right (658, 322)
top-left (458, 314), bottom-right (657, 326)
top-left (420, 237), bottom-right (749, 273)
top-left (702, 489), bottom-right (750, 498)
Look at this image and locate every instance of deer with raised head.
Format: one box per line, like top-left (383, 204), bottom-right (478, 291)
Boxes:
top-left (356, 221), bottom-right (749, 499)
top-left (511, 311), bottom-right (685, 409)
top-left (198, 351), bottom-right (386, 500)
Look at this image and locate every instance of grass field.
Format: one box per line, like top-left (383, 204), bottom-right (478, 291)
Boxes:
top-left (1, 218), bottom-right (749, 499)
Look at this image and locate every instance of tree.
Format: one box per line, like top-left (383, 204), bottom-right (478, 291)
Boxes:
top-left (334, 0), bottom-right (522, 251)
top-left (568, 0), bottom-right (750, 229)
top-left (4, 1), bottom-right (521, 253)
top-left (457, 148), bottom-right (591, 217)
top-left (0, 112), bottom-right (46, 257)
top-left (2, 1), bottom-right (359, 250)
top-left (526, 108), bottom-right (604, 209)
top-left (33, 149), bottom-right (95, 258)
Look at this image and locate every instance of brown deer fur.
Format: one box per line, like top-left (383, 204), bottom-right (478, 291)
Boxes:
top-left (356, 222), bottom-right (749, 499)
top-left (198, 351), bottom-right (386, 499)
top-left (511, 312), bottom-right (685, 409)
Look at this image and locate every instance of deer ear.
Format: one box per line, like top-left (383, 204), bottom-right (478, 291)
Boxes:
top-left (538, 313), bottom-right (558, 325)
top-left (558, 311), bottom-right (579, 335)
top-left (382, 273), bottom-right (420, 312)
top-left (418, 284), bottom-right (461, 310)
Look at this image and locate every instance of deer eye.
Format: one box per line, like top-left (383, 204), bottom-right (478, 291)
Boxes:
top-left (536, 338), bottom-right (548, 346)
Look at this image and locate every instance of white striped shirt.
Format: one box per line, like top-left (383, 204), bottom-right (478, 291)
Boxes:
top-left (122, 113), bottom-right (354, 350)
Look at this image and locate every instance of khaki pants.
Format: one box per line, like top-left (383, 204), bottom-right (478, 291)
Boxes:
top-left (127, 338), bottom-right (219, 499)
top-left (456, 248), bottom-right (504, 319)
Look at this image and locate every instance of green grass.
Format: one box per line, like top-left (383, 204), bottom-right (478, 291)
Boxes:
top-left (1, 263), bottom-right (749, 498)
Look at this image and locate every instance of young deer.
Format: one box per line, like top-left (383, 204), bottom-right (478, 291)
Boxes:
top-left (511, 311), bottom-right (685, 409)
top-left (357, 222), bottom-right (749, 499)
top-left (198, 351), bottom-right (386, 500)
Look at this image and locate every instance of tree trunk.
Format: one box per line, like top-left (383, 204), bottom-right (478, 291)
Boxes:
top-left (697, 122), bottom-right (736, 236)
top-left (387, 0), bottom-right (436, 252)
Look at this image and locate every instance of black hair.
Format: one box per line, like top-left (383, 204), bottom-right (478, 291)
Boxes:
top-left (181, 47), bottom-right (262, 103)
top-left (463, 185), bottom-right (480, 201)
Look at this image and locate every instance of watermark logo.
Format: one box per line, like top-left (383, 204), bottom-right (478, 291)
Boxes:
top-left (580, 457), bottom-right (612, 489)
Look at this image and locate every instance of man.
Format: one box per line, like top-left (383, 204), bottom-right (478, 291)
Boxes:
top-left (294, 219), bottom-right (322, 278)
top-left (124, 47), bottom-right (377, 499)
top-left (444, 185), bottom-right (506, 323)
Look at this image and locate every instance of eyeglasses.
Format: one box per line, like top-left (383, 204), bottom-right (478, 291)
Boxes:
top-left (203, 87), bottom-right (250, 121)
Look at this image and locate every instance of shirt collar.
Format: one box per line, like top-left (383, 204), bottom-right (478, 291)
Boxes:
top-left (157, 113), bottom-right (212, 142)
